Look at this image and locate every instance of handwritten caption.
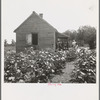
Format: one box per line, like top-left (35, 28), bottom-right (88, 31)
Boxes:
top-left (48, 83), bottom-right (62, 86)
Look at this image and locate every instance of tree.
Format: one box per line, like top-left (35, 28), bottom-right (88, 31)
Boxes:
top-left (77, 26), bottom-right (96, 49)
top-left (4, 39), bottom-right (8, 46)
top-left (63, 30), bottom-right (78, 47)
top-left (11, 39), bottom-right (16, 45)
top-left (63, 30), bottom-right (77, 41)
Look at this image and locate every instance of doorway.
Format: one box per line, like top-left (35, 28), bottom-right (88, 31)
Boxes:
top-left (32, 33), bottom-right (38, 45)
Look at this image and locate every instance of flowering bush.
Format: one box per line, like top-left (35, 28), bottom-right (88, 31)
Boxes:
top-left (4, 47), bottom-right (67, 83)
top-left (70, 49), bottom-right (96, 83)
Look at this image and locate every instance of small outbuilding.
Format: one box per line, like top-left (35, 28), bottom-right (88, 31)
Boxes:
top-left (14, 11), bottom-right (68, 52)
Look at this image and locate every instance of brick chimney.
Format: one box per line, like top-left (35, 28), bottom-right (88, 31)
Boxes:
top-left (39, 13), bottom-right (43, 18)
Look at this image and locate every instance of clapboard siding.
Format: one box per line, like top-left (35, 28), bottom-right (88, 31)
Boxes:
top-left (14, 12), bottom-right (67, 52)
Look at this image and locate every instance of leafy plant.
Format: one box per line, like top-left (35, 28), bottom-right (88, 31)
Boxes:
top-left (70, 49), bottom-right (96, 83)
top-left (66, 48), bottom-right (77, 62)
top-left (4, 47), bottom-right (67, 83)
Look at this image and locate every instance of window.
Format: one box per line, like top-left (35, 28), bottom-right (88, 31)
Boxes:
top-left (26, 33), bottom-right (38, 45)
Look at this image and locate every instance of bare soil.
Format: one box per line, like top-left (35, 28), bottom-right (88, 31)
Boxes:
top-left (51, 61), bottom-right (75, 83)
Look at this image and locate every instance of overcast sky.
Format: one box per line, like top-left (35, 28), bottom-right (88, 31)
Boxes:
top-left (2, 0), bottom-right (98, 43)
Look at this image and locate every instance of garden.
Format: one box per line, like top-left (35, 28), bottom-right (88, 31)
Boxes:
top-left (4, 46), bottom-right (96, 83)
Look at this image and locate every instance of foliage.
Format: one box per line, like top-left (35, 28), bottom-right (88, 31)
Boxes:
top-left (77, 26), bottom-right (96, 49)
top-left (70, 48), bottom-right (96, 83)
top-left (63, 26), bottom-right (96, 49)
top-left (11, 39), bottom-right (16, 46)
top-left (63, 30), bottom-right (77, 41)
top-left (63, 30), bottom-right (77, 47)
top-left (4, 47), bottom-right (68, 83)
top-left (66, 48), bottom-right (77, 62)
top-left (5, 46), bottom-right (96, 83)
top-left (4, 39), bottom-right (8, 46)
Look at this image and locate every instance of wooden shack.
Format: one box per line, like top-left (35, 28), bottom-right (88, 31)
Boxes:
top-left (14, 11), bottom-right (68, 52)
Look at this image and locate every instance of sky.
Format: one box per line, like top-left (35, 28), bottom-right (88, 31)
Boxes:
top-left (2, 0), bottom-right (98, 43)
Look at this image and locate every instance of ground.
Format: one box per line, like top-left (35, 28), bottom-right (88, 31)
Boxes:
top-left (51, 61), bottom-right (75, 83)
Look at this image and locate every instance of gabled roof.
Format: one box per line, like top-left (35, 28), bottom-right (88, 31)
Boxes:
top-left (14, 11), bottom-right (57, 33)
top-left (56, 31), bottom-right (69, 38)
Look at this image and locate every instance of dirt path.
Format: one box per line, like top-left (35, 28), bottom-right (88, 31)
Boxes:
top-left (51, 61), bottom-right (75, 83)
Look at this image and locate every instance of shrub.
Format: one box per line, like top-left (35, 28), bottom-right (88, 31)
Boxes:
top-left (66, 48), bottom-right (77, 62)
top-left (70, 49), bottom-right (96, 83)
top-left (4, 48), bottom-right (67, 83)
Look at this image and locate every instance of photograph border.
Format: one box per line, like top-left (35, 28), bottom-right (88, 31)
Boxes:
top-left (1, 0), bottom-right (99, 100)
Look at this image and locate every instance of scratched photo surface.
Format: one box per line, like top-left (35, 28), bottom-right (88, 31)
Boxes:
top-left (3, 0), bottom-right (98, 83)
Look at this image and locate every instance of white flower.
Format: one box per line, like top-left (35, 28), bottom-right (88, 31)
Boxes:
top-left (52, 69), bottom-right (55, 72)
top-left (61, 57), bottom-right (65, 60)
top-left (17, 69), bottom-right (21, 73)
top-left (82, 62), bottom-right (87, 65)
top-left (8, 77), bottom-right (15, 81)
top-left (19, 79), bottom-right (25, 83)
top-left (31, 65), bottom-right (34, 67)
top-left (7, 70), bottom-right (9, 73)
top-left (48, 66), bottom-right (50, 69)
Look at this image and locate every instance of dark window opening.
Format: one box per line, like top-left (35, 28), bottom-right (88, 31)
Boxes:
top-left (32, 33), bottom-right (38, 45)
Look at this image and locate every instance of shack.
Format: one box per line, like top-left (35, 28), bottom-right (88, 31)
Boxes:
top-left (14, 11), bottom-right (68, 52)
